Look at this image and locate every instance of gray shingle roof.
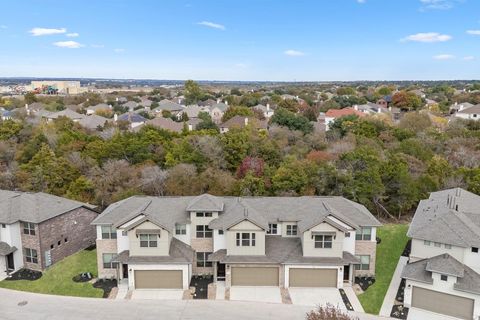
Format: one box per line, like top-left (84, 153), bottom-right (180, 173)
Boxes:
top-left (457, 104), bottom-right (480, 114)
top-left (0, 190), bottom-right (96, 224)
top-left (153, 99), bottom-right (184, 112)
top-left (0, 241), bottom-right (16, 256)
top-left (45, 109), bottom-right (85, 121)
top-left (115, 238), bottom-right (194, 264)
top-left (408, 188), bottom-right (480, 247)
top-left (78, 114), bottom-right (109, 130)
top-left (402, 254), bottom-right (480, 295)
top-left (93, 195), bottom-right (380, 235)
top-left (117, 112), bottom-right (146, 123)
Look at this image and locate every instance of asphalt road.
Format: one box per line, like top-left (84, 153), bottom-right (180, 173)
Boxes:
top-left (0, 288), bottom-right (388, 320)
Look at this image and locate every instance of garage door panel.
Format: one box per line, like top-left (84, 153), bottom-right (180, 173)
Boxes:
top-left (289, 268), bottom-right (337, 287)
top-left (412, 287), bottom-right (474, 320)
top-left (231, 267), bottom-right (279, 286)
top-left (134, 270), bottom-right (183, 289)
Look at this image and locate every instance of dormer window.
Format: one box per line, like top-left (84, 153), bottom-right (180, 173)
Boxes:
top-left (196, 212), bottom-right (213, 217)
top-left (314, 235), bottom-right (333, 249)
top-left (139, 234), bottom-right (158, 248)
top-left (175, 224), bottom-right (186, 235)
top-left (472, 247), bottom-right (479, 253)
top-left (267, 224), bottom-right (278, 235)
top-left (286, 225), bottom-right (297, 236)
top-left (440, 274), bottom-right (448, 281)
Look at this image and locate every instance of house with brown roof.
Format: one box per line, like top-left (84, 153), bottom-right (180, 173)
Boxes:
top-left (324, 107), bottom-right (365, 131)
top-left (92, 194), bottom-right (380, 296)
top-left (219, 116), bottom-right (268, 134)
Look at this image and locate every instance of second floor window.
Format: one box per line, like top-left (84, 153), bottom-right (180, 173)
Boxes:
top-left (175, 224), bottom-right (186, 235)
top-left (267, 224), bottom-right (277, 235)
top-left (355, 227), bottom-right (372, 241)
top-left (196, 212), bottom-right (213, 217)
top-left (314, 235), bottom-right (333, 248)
top-left (139, 234), bottom-right (158, 247)
top-left (196, 225), bottom-right (212, 238)
top-left (101, 226), bottom-right (117, 239)
top-left (236, 232), bottom-right (256, 246)
top-left (23, 222), bottom-right (35, 236)
top-left (24, 248), bottom-right (38, 264)
top-left (286, 225), bottom-right (297, 236)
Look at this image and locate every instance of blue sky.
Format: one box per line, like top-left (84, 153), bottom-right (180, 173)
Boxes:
top-left (1, 0), bottom-right (479, 81)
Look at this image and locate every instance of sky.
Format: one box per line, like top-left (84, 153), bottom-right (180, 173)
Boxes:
top-left (0, 0), bottom-right (479, 81)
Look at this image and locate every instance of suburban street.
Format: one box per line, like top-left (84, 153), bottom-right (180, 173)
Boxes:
top-left (0, 288), bottom-right (389, 320)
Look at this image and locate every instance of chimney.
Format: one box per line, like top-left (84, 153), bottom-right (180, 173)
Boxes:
top-left (217, 98), bottom-right (220, 104)
top-left (188, 124), bottom-right (193, 131)
top-left (225, 101), bottom-right (228, 106)
top-left (114, 113), bottom-right (118, 122)
top-left (454, 102), bottom-right (458, 106)
top-left (266, 103), bottom-right (270, 111)
top-left (244, 117), bottom-right (249, 126)
top-left (353, 105), bottom-right (358, 111)
top-left (459, 104), bottom-right (464, 111)
top-left (25, 104), bottom-right (29, 110)
top-left (116, 97), bottom-right (119, 102)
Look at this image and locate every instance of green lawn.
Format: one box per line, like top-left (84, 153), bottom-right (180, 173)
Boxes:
top-left (358, 224), bottom-right (409, 315)
top-left (0, 249), bottom-right (103, 298)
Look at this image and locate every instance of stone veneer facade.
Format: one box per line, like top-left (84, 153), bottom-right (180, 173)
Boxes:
top-left (96, 239), bottom-right (118, 279)
top-left (190, 238), bottom-right (214, 275)
top-left (354, 240), bottom-right (377, 277)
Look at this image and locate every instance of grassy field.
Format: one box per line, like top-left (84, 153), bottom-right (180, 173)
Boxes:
top-left (358, 223), bottom-right (409, 315)
top-left (0, 249), bottom-right (103, 298)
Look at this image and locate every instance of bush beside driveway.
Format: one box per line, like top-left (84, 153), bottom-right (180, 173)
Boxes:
top-left (358, 224), bottom-right (409, 314)
top-left (0, 249), bottom-right (103, 298)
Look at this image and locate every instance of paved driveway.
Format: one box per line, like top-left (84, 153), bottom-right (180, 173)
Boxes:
top-left (131, 289), bottom-right (184, 300)
top-left (229, 286), bottom-right (282, 303)
top-left (408, 308), bottom-right (460, 320)
top-left (289, 288), bottom-right (345, 309)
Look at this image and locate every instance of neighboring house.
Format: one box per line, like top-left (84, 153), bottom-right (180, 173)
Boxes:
top-left (198, 99), bottom-right (217, 107)
top-left (122, 101), bottom-right (138, 111)
top-left (402, 188), bottom-right (480, 320)
top-left (454, 103), bottom-right (480, 121)
top-left (219, 116), bottom-right (268, 134)
top-left (86, 103), bottom-right (112, 115)
top-left (1, 110), bottom-right (13, 121)
top-left (180, 105), bottom-right (210, 120)
top-left (92, 194), bottom-right (380, 291)
top-left (253, 104), bottom-right (275, 118)
top-left (324, 107), bottom-right (365, 131)
top-left (78, 114), bottom-right (109, 130)
top-left (152, 99), bottom-right (185, 116)
top-left (353, 103), bottom-right (388, 115)
top-left (208, 102), bottom-right (229, 123)
top-left (115, 112), bottom-right (147, 129)
top-left (43, 109), bottom-right (85, 122)
top-left (450, 102), bottom-right (474, 114)
top-left (0, 190), bottom-right (98, 280)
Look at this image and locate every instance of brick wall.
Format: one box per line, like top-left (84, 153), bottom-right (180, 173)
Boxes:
top-left (38, 207), bottom-right (98, 270)
top-left (96, 239), bottom-right (118, 278)
top-left (20, 223), bottom-right (42, 271)
top-left (355, 241), bottom-right (377, 277)
top-left (191, 238), bottom-right (214, 275)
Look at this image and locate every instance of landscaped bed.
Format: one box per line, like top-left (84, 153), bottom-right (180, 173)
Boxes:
top-left (357, 223), bottom-right (409, 315)
top-left (0, 249), bottom-right (104, 298)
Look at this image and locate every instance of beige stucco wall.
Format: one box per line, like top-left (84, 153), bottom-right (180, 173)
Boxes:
top-left (302, 222), bottom-right (344, 258)
top-left (96, 239), bottom-right (118, 279)
top-left (128, 221), bottom-right (170, 257)
top-left (227, 220), bottom-right (265, 256)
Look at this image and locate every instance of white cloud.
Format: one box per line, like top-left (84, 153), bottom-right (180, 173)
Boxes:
top-left (66, 32), bottom-right (79, 37)
top-left (29, 27), bottom-right (66, 36)
top-left (53, 41), bottom-right (83, 48)
top-left (284, 49), bottom-right (305, 57)
top-left (433, 54), bottom-right (455, 60)
top-left (467, 30), bottom-right (480, 35)
top-left (463, 56), bottom-right (475, 61)
top-left (114, 48), bottom-right (125, 53)
top-left (357, 0), bottom-right (366, 3)
top-left (419, 0), bottom-right (459, 10)
top-left (197, 21), bottom-right (225, 30)
top-left (402, 32), bottom-right (452, 43)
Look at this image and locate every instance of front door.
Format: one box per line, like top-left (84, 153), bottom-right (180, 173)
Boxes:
top-left (6, 253), bottom-right (14, 271)
top-left (217, 263), bottom-right (225, 281)
top-left (344, 265), bottom-right (350, 281)
top-left (122, 264), bottom-right (128, 279)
